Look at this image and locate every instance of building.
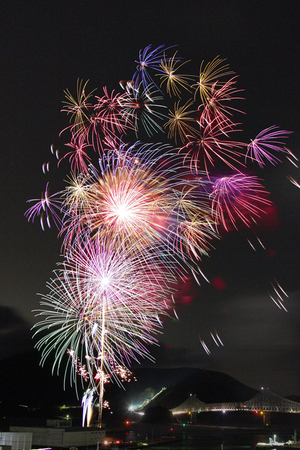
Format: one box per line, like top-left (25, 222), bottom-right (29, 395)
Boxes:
top-left (0, 432), bottom-right (32, 450)
top-left (9, 426), bottom-right (105, 448)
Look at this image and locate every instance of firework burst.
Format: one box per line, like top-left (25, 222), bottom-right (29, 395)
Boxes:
top-left (32, 236), bottom-right (175, 393)
top-left (61, 79), bottom-right (96, 138)
top-left (198, 76), bottom-right (245, 130)
top-left (25, 182), bottom-right (63, 230)
top-left (164, 99), bottom-right (199, 144)
top-left (209, 174), bottom-right (272, 231)
top-left (132, 44), bottom-right (175, 91)
top-left (246, 126), bottom-right (293, 167)
top-left (193, 56), bottom-right (234, 105)
top-left (118, 82), bottom-right (167, 137)
top-left (158, 51), bottom-right (194, 97)
top-left (60, 142), bottom-right (215, 272)
top-left (179, 118), bottom-right (245, 176)
top-left (26, 43), bottom-right (294, 428)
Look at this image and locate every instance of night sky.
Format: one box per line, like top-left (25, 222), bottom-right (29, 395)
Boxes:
top-left (1, 1), bottom-right (300, 397)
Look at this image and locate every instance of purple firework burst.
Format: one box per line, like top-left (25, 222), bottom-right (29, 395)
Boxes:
top-left (246, 125), bottom-right (292, 167)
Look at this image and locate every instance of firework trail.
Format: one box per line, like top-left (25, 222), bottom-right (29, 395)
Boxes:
top-left (288, 176), bottom-right (300, 188)
top-left (268, 278), bottom-right (289, 312)
top-left (199, 337), bottom-right (211, 355)
top-left (210, 329), bottom-right (224, 347)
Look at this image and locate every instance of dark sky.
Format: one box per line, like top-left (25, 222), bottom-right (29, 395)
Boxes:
top-left (1, 1), bottom-right (300, 397)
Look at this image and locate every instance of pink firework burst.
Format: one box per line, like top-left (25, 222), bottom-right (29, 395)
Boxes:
top-left (198, 76), bottom-right (245, 130)
top-left (210, 173), bottom-right (273, 231)
top-left (179, 118), bottom-right (245, 177)
top-left (59, 132), bottom-right (92, 175)
top-left (94, 87), bottom-right (134, 138)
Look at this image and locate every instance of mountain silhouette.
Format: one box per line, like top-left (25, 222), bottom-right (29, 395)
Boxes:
top-left (0, 351), bottom-right (259, 425)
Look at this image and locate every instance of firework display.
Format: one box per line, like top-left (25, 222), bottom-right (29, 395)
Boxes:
top-left (27, 44), bottom-right (292, 426)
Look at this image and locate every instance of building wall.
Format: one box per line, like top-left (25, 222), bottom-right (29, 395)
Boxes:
top-left (0, 432), bottom-right (32, 450)
top-left (9, 427), bottom-right (105, 448)
top-left (62, 430), bottom-right (105, 447)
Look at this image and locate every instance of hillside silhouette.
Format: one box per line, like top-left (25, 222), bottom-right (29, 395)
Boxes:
top-left (133, 369), bottom-right (258, 411)
top-left (0, 351), bottom-right (261, 425)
